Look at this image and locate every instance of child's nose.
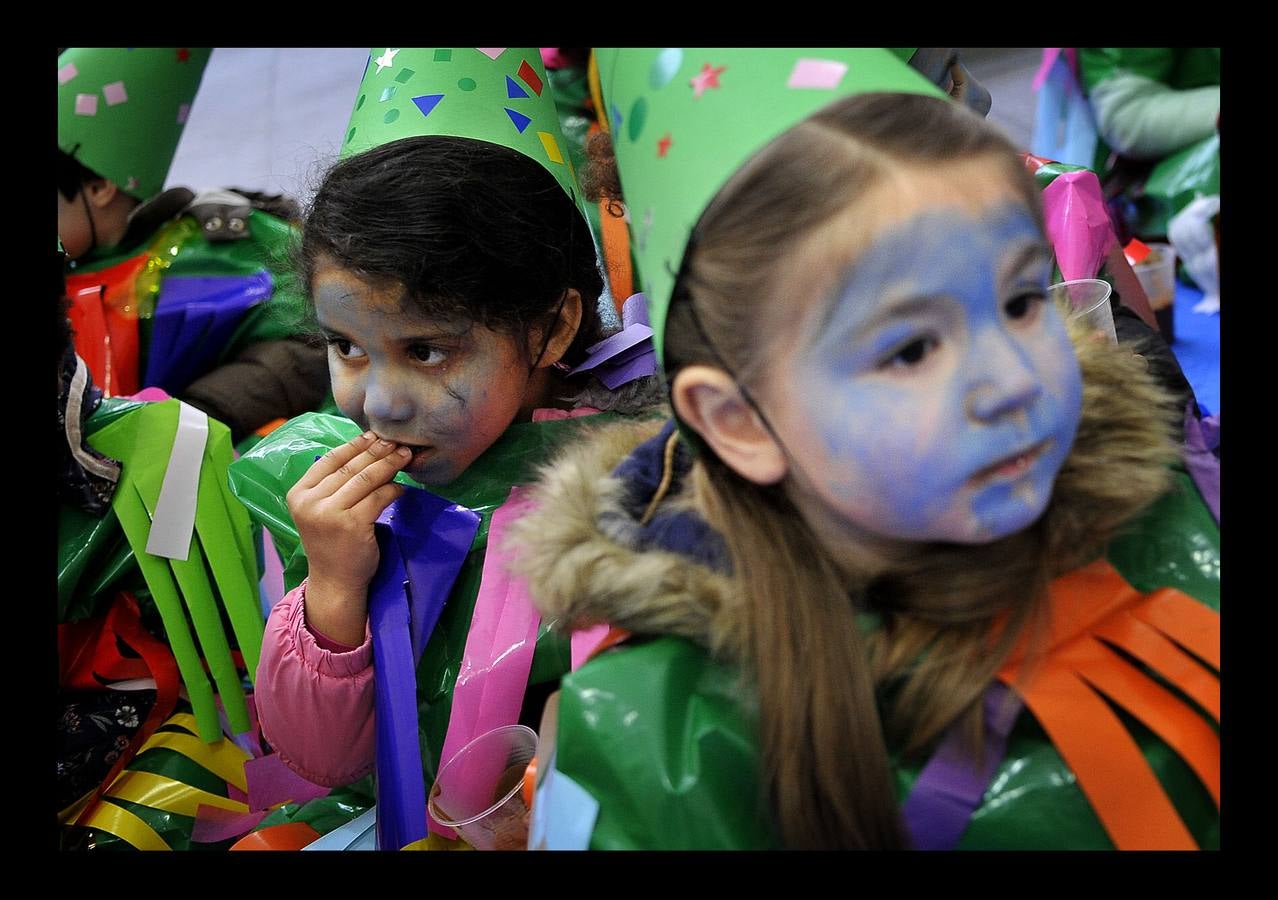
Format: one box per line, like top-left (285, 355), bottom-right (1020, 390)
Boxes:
top-left (965, 333), bottom-right (1042, 421)
top-left (363, 374), bottom-right (414, 424)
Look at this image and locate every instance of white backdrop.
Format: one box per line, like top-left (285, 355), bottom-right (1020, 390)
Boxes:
top-left (165, 48), bottom-right (369, 204)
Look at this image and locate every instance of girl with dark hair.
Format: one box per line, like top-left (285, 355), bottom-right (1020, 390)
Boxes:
top-left (513, 50), bottom-right (1218, 850)
top-left (245, 49), bottom-right (660, 840)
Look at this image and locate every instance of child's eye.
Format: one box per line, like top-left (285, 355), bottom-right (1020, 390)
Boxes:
top-left (1004, 291), bottom-right (1045, 322)
top-left (327, 337), bottom-right (366, 359)
top-left (408, 344), bottom-right (447, 365)
top-left (880, 336), bottom-right (939, 370)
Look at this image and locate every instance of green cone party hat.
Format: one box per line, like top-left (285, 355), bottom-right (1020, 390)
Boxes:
top-left (594, 48), bottom-right (943, 367)
top-left (343, 48), bottom-right (580, 204)
top-left (58, 48), bottom-right (212, 199)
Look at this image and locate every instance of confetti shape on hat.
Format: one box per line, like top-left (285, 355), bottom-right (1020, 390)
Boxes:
top-left (177, 103), bottom-right (190, 124)
top-left (375, 48), bottom-right (400, 73)
top-left (650, 48), bottom-right (683, 89)
top-left (103, 81), bottom-right (129, 106)
top-left (506, 75), bottom-right (529, 99)
top-left (505, 108), bottom-right (532, 133)
top-left (59, 48), bottom-right (212, 198)
top-left (517, 59), bottom-right (543, 96)
top-left (342, 48), bottom-right (581, 205)
top-left (412, 94), bottom-right (444, 118)
top-left (538, 131), bottom-right (564, 164)
top-left (788, 58), bottom-right (848, 90)
top-left (689, 63), bottom-right (725, 98)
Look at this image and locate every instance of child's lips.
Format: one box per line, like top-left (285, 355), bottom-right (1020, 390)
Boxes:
top-left (970, 440), bottom-right (1049, 485)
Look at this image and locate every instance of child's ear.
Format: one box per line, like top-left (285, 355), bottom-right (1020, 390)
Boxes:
top-left (530, 289), bottom-right (584, 369)
top-left (671, 365), bottom-right (787, 485)
top-left (82, 178), bottom-right (118, 210)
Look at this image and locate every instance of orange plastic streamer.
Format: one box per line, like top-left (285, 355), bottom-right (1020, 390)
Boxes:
top-left (1000, 658), bottom-right (1197, 849)
top-left (1070, 637), bottom-right (1220, 805)
top-left (1093, 613), bottom-right (1220, 722)
top-left (1131, 590), bottom-right (1221, 671)
top-left (998, 559), bottom-right (1219, 849)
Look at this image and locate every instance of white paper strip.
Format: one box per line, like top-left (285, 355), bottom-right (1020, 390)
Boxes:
top-left (145, 402), bottom-right (210, 561)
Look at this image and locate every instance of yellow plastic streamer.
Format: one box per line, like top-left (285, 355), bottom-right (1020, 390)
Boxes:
top-left (137, 731), bottom-right (250, 791)
top-left (105, 770), bottom-right (249, 819)
top-left (80, 800), bottom-right (171, 851)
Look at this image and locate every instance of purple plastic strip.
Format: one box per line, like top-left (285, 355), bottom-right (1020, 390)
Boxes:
top-left (382, 488), bottom-right (481, 664)
top-left (1182, 405), bottom-right (1220, 523)
top-left (900, 681), bottom-right (1023, 850)
top-left (370, 487), bottom-right (480, 850)
top-left (143, 272), bottom-right (272, 392)
top-left (369, 524), bottom-right (425, 851)
top-left (567, 292), bottom-right (657, 387)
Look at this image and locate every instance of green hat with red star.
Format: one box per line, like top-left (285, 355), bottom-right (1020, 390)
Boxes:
top-left (58, 48), bottom-right (212, 199)
top-left (342, 48), bottom-right (579, 204)
top-left (594, 48), bottom-right (944, 368)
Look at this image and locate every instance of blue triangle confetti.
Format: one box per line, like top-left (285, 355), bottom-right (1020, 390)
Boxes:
top-left (412, 94), bottom-right (445, 118)
top-left (506, 75), bottom-right (529, 100)
top-left (504, 107), bottom-right (532, 133)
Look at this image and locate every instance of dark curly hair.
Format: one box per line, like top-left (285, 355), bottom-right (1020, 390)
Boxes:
top-left (300, 135), bottom-right (606, 365)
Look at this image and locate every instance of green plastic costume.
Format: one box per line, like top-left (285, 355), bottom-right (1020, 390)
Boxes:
top-left (1077, 48), bottom-right (1220, 238)
top-left (515, 48), bottom-right (1220, 850)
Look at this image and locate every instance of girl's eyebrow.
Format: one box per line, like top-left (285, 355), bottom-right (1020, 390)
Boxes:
top-left (1003, 240), bottom-right (1053, 279)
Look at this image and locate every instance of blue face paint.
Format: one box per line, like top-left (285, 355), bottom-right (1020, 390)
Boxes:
top-left (782, 201), bottom-right (1083, 544)
top-left (313, 265), bottom-right (534, 486)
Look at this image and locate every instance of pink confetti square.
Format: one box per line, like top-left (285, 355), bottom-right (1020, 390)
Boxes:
top-left (476, 48), bottom-right (506, 60)
top-left (177, 103), bottom-right (191, 124)
top-left (787, 59), bottom-right (847, 90)
top-left (74, 93), bottom-right (98, 116)
top-left (58, 62), bottom-right (78, 85)
top-left (103, 81), bottom-right (128, 106)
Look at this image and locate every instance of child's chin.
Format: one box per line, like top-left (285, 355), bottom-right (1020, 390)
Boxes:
top-left (404, 456), bottom-right (461, 487)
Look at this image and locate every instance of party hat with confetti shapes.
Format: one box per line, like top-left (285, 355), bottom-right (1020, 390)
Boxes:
top-left (594, 48), bottom-right (943, 367)
top-left (58, 48), bottom-right (212, 200)
top-left (343, 48), bottom-right (580, 205)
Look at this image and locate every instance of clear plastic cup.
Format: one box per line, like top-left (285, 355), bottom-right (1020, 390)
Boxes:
top-left (428, 724), bottom-right (536, 851)
top-left (1048, 278), bottom-right (1117, 345)
top-left (1132, 242), bottom-right (1177, 341)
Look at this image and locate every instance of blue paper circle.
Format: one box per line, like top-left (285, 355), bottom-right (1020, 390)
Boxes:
top-left (649, 48), bottom-right (683, 90)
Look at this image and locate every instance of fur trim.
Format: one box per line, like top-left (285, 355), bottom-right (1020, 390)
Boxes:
top-left (512, 323), bottom-right (1182, 650)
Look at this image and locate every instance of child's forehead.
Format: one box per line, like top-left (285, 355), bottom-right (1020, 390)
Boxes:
top-left (312, 265), bottom-right (471, 331)
top-left (794, 161), bottom-right (1034, 296)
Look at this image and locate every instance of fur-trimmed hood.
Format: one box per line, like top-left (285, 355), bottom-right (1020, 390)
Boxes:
top-left (510, 326), bottom-right (1182, 659)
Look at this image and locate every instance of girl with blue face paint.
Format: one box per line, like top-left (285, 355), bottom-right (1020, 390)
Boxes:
top-left (514, 90), bottom-right (1216, 850)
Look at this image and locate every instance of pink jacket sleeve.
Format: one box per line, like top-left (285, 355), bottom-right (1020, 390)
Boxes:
top-left (255, 580), bottom-right (377, 787)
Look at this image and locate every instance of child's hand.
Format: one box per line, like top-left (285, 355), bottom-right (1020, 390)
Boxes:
top-left (287, 432), bottom-right (411, 646)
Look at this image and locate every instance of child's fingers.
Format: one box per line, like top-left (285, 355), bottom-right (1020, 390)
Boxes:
top-left (313, 437), bottom-right (402, 499)
top-left (350, 481), bottom-right (408, 524)
top-left (295, 431), bottom-right (378, 491)
top-left (330, 446), bottom-right (413, 510)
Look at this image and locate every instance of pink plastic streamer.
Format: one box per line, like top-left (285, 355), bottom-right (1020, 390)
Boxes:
top-left (430, 486), bottom-right (542, 837)
top-left (1042, 170), bottom-right (1118, 282)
